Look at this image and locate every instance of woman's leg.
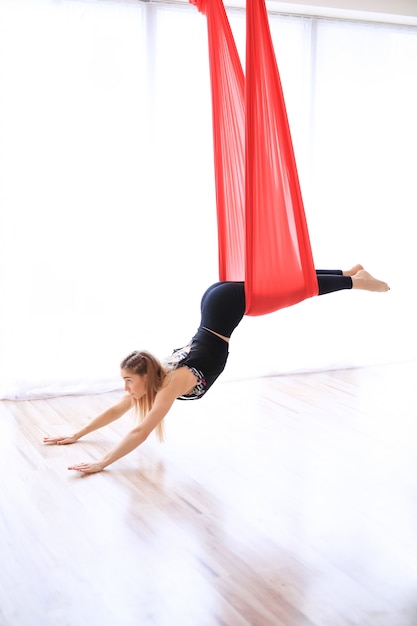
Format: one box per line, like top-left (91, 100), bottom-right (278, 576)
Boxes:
top-left (200, 282), bottom-right (246, 338)
top-left (316, 264), bottom-right (364, 278)
top-left (350, 270), bottom-right (390, 292)
top-left (316, 265), bottom-right (389, 295)
top-left (316, 272), bottom-right (353, 295)
top-left (200, 282), bottom-right (224, 311)
top-left (200, 267), bottom-right (389, 331)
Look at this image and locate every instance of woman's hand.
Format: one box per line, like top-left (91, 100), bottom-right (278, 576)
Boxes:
top-left (43, 434), bottom-right (79, 445)
top-left (68, 461), bottom-right (105, 474)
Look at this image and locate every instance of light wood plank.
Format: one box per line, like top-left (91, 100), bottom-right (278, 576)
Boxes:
top-left (1, 360), bottom-right (417, 626)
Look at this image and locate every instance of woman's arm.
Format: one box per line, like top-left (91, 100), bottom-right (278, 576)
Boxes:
top-left (68, 392), bottom-right (176, 474)
top-left (68, 367), bottom-right (196, 474)
top-left (43, 394), bottom-right (132, 445)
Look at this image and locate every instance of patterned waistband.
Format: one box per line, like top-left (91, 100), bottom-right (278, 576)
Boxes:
top-left (177, 366), bottom-right (207, 400)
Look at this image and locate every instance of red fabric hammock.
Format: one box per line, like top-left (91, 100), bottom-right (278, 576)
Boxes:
top-left (191, 0), bottom-right (318, 316)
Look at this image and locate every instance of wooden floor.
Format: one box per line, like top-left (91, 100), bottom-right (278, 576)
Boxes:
top-left (1, 360), bottom-right (417, 626)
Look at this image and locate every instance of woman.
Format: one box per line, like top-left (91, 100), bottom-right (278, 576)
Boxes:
top-left (44, 265), bottom-right (389, 473)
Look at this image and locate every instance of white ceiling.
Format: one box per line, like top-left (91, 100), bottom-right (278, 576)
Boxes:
top-left (261, 1), bottom-right (417, 24)
top-left (168, 0), bottom-right (417, 25)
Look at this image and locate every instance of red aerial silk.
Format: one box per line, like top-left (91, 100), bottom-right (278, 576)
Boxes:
top-left (191, 0), bottom-right (318, 315)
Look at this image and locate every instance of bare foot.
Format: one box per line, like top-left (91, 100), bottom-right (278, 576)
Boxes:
top-left (343, 264), bottom-right (364, 277)
top-left (351, 269), bottom-right (390, 292)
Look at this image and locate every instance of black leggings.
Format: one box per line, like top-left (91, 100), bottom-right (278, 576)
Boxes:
top-left (200, 270), bottom-right (352, 338)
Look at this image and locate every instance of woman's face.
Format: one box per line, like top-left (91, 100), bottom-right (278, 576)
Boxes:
top-left (121, 368), bottom-right (147, 399)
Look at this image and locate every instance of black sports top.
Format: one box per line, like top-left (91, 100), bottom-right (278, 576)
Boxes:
top-left (164, 327), bottom-right (229, 400)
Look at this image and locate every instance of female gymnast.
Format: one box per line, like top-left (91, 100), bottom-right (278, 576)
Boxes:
top-left (43, 265), bottom-right (389, 474)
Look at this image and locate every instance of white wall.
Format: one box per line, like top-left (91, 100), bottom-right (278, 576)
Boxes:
top-left (0, 0), bottom-right (415, 397)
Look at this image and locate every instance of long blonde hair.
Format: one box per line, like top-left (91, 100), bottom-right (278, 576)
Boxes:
top-left (121, 350), bottom-right (168, 442)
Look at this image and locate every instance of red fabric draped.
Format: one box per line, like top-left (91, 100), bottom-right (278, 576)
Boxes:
top-left (191, 0), bottom-right (318, 316)
top-left (194, 0), bottom-right (246, 282)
